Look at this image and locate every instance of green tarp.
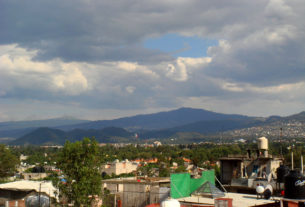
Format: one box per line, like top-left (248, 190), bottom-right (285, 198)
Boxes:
top-left (170, 170), bottom-right (215, 199)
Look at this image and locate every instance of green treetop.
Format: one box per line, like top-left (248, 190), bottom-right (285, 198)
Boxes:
top-left (56, 138), bottom-right (101, 206)
top-left (0, 144), bottom-right (19, 179)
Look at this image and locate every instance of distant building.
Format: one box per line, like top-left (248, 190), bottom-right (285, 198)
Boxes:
top-left (22, 166), bottom-right (48, 180)
top-left (182, 157), bottom-right (191, 164)
top-left (19, 154), bottom-right (28, 161)
top-left (22, 173), bottom-right (48, 180)
top-left (44, 165), bottom-right (60, 172)
top-left (101, 159), bottom-right (138, 175)
top-left (133, 158), bottom-right (158, 164)
top-left (153, 141), bottom-right (162, 147)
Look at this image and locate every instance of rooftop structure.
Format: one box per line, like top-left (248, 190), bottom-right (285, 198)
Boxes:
top-left (0, 180), bottom-right (57, 206)
top-left (219, 137), bottom-right (284, 192)
top-left (102, 177), bottom-right (170, 207)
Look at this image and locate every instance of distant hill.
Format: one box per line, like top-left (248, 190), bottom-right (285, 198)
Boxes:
top-left (0, 118), bottom-right (89, 139)
top-left (282, 111), bottom-right (305, 122)
top-left (138, 117), bottom-right (262, 139)
top-left (0, 128), bottom-right (36, 140)
top-left (10, 127), bottom-right (134, 145)
top-left (0, 117), bottom-right (89, 131)
top-left (5, 108), bottom-right (305, 144)
top-left (11, 127), bottom-right (67, 145)
top-left (172, 118), bottom-right (263, 133)
top-left (58, 107), bottom-right (251, 131)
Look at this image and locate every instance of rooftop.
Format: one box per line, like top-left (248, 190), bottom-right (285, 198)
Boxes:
top-left (0, 180), bottom-right (57, 198)
top-left (102, 176), bottom-right (170, 185)
top-left (178, 192), bottom-right (280, 207)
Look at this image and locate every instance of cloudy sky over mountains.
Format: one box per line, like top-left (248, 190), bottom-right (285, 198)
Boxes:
top-left (1, 0), bottom-right (305, 121)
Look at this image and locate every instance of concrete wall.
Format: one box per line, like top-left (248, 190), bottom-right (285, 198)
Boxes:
top-left (22, 173), bottom-right (48, 180)
top-left (150, 187), bottom-right (170, 204)
top-left (123, 183), bottom-right (150, 207)
top-left (103, 183), bottom-right (124, 194)
top-left (103, 180), bottom-right (169, 207)
top-left (221, 157), bottom-right (283, 186)
top-left (221, 160), bottom-right (241, 184)
top-left (267, 159), bottom-right (282, 178)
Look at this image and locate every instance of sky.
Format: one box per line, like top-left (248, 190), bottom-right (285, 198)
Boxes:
top-left (1, 0), bottom-right (305, 121)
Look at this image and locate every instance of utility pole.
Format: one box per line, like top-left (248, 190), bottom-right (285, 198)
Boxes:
top-left (288, 145), bottom-right (294, 170)
top-left (301, 155), bottom-right (304, 174)
top-left (38, 182), bottom-right (41, 207)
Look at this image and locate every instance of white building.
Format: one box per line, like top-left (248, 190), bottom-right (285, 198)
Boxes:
top-left (101, 159), bottom-right (138, 175)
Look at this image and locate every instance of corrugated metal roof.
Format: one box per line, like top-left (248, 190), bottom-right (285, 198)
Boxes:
top-left (0, 180), bottom-right (57, 198)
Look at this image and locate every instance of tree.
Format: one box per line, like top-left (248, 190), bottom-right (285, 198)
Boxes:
top-left (56, 138), bottom-right (101, 206)
top-left (0, 144), bottom-right (19, 179)
top-left (159, 164), bottom-right (170, 177)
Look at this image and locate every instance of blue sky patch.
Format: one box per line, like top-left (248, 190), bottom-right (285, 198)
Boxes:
top-left (143, 33), bottom-right (217, 58)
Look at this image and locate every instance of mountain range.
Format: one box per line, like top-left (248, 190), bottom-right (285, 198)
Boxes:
top-left (1, 107), bottom-right (305, 145)
top-left (10, 127), bottom-right (134, 145)
top-left (0, 118), bottom-right (89, 139)
top-left (56, 107), bottom-right (251, 131)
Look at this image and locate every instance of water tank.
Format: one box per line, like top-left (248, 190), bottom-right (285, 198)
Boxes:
top-left (256, 185), bottom-right (264, 194)
top-left (161, 198), bottom-right (180, 207)
top-left (284, 170), bottom-right (305, 199)
top-left (276, 165), bottom-right (290, 183)
top-left (257, 137), bottom-right (268, 150)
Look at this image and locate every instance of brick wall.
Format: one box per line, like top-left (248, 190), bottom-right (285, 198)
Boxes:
top-left (5, 200), bottom-right (25, 207)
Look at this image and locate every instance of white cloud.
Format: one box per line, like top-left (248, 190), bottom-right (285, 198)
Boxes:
top-left (116, 61), bottom-right (158, 77)
top-left (117, 61), bottom-right (138, 71)
top-left (165, 57), bottom-right (211, 81)
top-left (247, 81), bottom-right (305, 97)
top-left (166, 62), bottom-right (187, 81)
top-left (52, 66), bottom-right (88, 95)
top-left (265, 25), bottom-right (297, 44)
top-left (265, 0), bottom-right (293, 18)
top-left (0, 45), bottom-right (90, 96)
top-left (221, 82), bottom-right (245, 92)
top-left (0, 45), bottom-right (53, 74)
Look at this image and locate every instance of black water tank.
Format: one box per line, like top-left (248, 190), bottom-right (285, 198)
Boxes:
top-left (284, 170), bottom-right (305, 199)
top-left (277, 165), bottom-right (289, 183)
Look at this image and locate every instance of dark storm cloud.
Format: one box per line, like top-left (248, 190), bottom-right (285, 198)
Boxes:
top-left (0, 0), bottom-right (261, 63)
top-left (0, 0), bottom-right (177, 63)
top-left (2, 0), bottom-right (303, 86)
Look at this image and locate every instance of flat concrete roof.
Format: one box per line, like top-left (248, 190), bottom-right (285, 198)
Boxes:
top-left (178, 192), bottom-right (280, 207)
